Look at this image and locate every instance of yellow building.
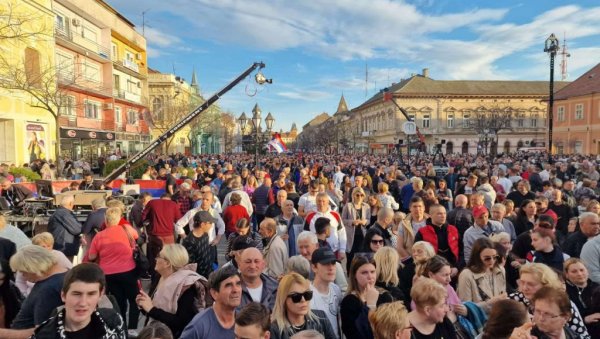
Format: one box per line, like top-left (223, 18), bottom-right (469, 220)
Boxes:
top-left (0, 0), bottom-right (57, 164)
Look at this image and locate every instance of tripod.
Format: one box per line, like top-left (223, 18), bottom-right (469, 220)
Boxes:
top-left (433, 143), bottom-right (446, 166)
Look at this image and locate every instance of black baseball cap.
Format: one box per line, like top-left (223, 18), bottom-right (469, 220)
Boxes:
top-left (311, 247), bottom-right (337, 265)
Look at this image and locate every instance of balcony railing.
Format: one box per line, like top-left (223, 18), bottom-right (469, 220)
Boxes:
top-left (55, 27), bottom-right (110, 61)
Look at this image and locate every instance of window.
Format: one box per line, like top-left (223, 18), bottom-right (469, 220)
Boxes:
top-left (55, 14), bottom-right (66, 31)
top-left (152, 97), bottom-right (163, 120)
top-left (82, 26), bottom-right (97, 43)
top-left (127, 109), bottom-right (137, 124)
top-left (55, 52), bottom-right (74, 81)
top-left (127, 80), bottom-right (137, 93)
top-left (557, 106), bottom-right (565, 121)
top-left (462, 113), bottom-right (470, 128)
top-left (113, 74), bottom-right (120, 92)
top-left (531, 114), bottom-right (538, 128)
top-left (517, 113), bottom-right (525, 128)
top-left (84, 100), bottom-right (100, 119)
top-left (575, 104), bottom-right (584, 120)
top-left (24, 47), bottom-right (41, 86)
top-left (422, 114), bottom-right (430, 128)
top-left (114, 106), bottom-right (121, 123)
top-left (111, 43), bottom-right (118, 61)
top-left (447, 113), bottom-right (454, 128)
top-left (59, 96), bottom-right (76, 116)
top-left (574, 141), bottom-right (583, 154)
top-left (83, 62), bottom-right (100, 82)
top-left (125, 51), bottom-right (134, 62)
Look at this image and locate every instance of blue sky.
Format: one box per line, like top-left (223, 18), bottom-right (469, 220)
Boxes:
top-left (107, 0), bottom-right (600, 133)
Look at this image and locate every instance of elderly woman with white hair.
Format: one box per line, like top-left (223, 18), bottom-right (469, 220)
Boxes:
top-left (2, 245), bottom-right (68, 338)
top-left (296, 231), bottom-right (347, 292)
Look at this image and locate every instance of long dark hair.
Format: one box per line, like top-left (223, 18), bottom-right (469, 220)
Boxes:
top-left (0, 259), bottom-right (22, 326)
top-left (467, 237), bottom-right (499, 273)
top-left (481, 299), bottom-right (528, 339)
top-left (362, 228), bottom-right (384, 252)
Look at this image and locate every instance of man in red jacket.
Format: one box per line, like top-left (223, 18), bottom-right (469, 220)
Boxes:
top-left (142, 193), bottom-right (183, 277)
top-left (414, 204), bottom-right (460, 273)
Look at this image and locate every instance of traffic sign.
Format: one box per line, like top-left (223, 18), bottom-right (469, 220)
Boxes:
top-left (403, 121), bottom-right (417, 135)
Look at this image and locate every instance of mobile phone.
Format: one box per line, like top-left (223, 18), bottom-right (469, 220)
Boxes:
top-left (137, 280), bottom-right (143, 293)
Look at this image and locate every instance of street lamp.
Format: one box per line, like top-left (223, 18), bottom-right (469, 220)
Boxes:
top-left (544, 33), bottom-right (559, 161)
top-left (238, 104), bottom-right (274, 168)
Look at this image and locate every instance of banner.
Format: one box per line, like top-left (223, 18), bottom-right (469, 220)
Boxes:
top-left (26, 123), bottom-right (47, 162)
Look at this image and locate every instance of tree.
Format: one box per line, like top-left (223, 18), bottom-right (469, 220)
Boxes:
top-left (219, 111), bottom-right (237, 153)
top-left (0, 54), bottom-right (99, 161)
top-left (0, 2), bottom-right (50, 42)
top-left (469, 106), bottom-right (514, 155)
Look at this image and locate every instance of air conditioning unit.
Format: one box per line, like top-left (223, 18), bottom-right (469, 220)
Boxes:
top-left (71, 18), bottom-right (81, 27)
top-left (103, 103), bottom-right (113, 110)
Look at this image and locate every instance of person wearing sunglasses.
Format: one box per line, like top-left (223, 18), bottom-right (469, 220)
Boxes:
top-left (270, 273), bottom-right (336, 339)
top-left (457, 237), bottom-right (507, 311)
top-left (342, 187), bottom-right (371, 271)
top-left (361, 228), bottom-right (386, 254)
top-left (340, 255), bottom-right (393, 339)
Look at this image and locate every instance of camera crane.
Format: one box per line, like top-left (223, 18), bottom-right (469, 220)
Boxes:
top-left (103, 61), bottom-right (270, 185)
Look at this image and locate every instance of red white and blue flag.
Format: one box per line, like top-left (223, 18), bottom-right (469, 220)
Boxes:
top-left (267, 133), bottom-right (287, 153)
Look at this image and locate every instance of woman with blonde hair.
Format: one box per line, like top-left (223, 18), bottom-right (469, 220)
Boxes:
top-left (374, 247), bottom-right (404, 302)
top-left (376, 182), bottom-right (399, 210)
top-left (244, 175), bottom-right (259, 199)
top-left (136, 244), bottom-right (206, 337)
top-left (398, 241), bottom-right (435, 305)
top-left (270, 273), bottom-right (335, 339)
top-left (564, 258), bottom-right (600, 337)
top-left (342, 187), bottom-right (371, 271)
top-left (368, 301), bottom-right (412, 339)
top-left (366, 194), bottom-right (382, 226)
top-left (407, 277), bottom-right (456, 339)
top-left (509, 263), bottom-right (590, 338)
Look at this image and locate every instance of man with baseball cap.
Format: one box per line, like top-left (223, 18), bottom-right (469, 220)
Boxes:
top-left (309, 247), bottom-right (342, 338)
top-left (463, 205), bottom-right (506, 263)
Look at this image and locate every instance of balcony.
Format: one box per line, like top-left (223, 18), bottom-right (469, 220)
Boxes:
top-left (113, 89), bottom-right (141, 104)
top-left (113, 59), bottom-right (145, 78)
top-left (57, 71), bottom-right (112, 97)
top-left (54, 27), bottom-right (110, 63)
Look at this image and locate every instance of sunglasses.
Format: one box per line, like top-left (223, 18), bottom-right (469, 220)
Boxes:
top-left (482, 255), bottom-right (500, 262)
top-left (288, 291), bottom-right (313, 303)
top-left (371, 239), bottom-right (385, 245)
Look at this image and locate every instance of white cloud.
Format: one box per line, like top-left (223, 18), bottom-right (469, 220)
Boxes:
top-left (143, 27), bottom-right (182, 48)
top-left (277, 89), bottom-right (332, 101)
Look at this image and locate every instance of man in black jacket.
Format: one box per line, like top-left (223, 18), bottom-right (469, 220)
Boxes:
top-left (563, 212), bottom-right (600, 258)
top-left (0, 177), bottom-right (34, 210)
top-left (48, 195), bottom-right (82, 260)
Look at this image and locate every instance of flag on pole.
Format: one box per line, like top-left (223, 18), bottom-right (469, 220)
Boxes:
top-left (267, 133), bottom-right (287, 153)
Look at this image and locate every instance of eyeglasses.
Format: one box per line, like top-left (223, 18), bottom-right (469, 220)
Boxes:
top-left (532, 307), bottom-right (562, 320)
top-left (288, 291), bottom-right (313, 303)
top-left (482, 255), bottom-right (500, 262)
top-left (371, 239), bottom-right (385, 245)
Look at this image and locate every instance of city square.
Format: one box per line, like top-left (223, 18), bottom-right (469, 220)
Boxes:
top-left (1, 0), bottom-right (600, 338)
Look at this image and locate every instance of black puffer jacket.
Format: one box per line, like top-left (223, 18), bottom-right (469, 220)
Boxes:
top-left (31, 307), bottom-right (126, 339)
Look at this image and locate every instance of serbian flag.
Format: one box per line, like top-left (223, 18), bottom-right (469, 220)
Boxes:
top-left (268, 133), bottom-right (287, 153)
top-left (383, 88), bottom-right (393, 102)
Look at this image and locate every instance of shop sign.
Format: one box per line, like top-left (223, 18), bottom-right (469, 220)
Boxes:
top-left (60, 128), bottom-right (116, 141)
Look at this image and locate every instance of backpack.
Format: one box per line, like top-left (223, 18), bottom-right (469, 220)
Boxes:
top-left (193, 275), bottom-right (213, 309)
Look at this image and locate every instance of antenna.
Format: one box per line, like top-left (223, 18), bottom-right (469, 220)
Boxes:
top-left (365, 62), bottom-right (368, 99)
top-left (141, 9), bottom-right (150, 36)
top-left (560, 32), bottom-right (571, 81)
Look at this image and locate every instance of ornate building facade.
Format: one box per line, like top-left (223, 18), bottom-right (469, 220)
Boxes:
top-left (319, 70), bottom-right (569, 155)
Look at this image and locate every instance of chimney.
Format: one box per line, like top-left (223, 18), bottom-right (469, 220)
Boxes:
top-left (422, 68), bottom-right (430, 78)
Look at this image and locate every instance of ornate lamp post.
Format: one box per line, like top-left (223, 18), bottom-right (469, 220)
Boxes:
top-left (544, 33), bottom-right (559, 161)
top-left (238, 104), bottom-right (274, 168)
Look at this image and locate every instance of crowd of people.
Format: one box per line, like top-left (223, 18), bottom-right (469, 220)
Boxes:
top-left (1, 150), bottom-right (600, 339)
